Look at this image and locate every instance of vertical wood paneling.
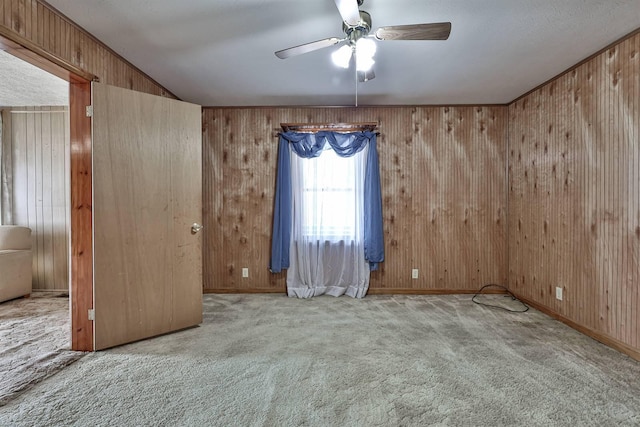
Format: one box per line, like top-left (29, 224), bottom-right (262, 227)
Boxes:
top-left (0, 108), bottom-right (13, 225)
top-left (0, 0), bottom-right (175, 98)
top-left (202, 110), bottom-right (223, 291)
top-left (4, 106), bottom-right (69, 291)
top-left (51, 105), bottom-right (68, 290)
top-left (375, 107), bottom-right (414, 290)
top-left (202, 106), bottom-right (508, 293)
top-left (632, 33), bottom-right (639, 349)
top-left (509, 32), bottom-right (640, 355)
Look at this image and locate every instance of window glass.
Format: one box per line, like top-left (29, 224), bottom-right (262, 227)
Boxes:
top-left (300, 147), bottom-right (356, 240)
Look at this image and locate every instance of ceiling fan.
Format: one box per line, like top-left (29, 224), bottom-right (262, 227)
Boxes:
top-left (275, 0), bottom-right (451, 82)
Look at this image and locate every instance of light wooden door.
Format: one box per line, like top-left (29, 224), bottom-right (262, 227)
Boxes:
top-left (91, 82), bottom-right (202, 350)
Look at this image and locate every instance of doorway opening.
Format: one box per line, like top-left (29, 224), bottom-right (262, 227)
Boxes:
top-left (0, 34), bottom-right (93, 352)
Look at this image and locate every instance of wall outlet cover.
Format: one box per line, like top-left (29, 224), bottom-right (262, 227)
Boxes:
top-left (242, 268), bottom-right (249, 278)
top-left (555, 286), bottom-right (563, 301)
top-left (411, 269), bottom-right (419, 279)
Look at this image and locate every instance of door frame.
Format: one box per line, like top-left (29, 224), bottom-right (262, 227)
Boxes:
top-left (0, 33), bottom-right (95, 351)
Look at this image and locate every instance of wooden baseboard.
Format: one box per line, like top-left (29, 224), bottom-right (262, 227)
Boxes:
top-left (31, 289), bottom-right (69, 293)
top-left (203, 288), bottom-right (285, 294)
top-left (203, 287), bottom-right (506, 295)
top-left (367, 288), bottom-right (507, 295)
top-left (513, 292), bottom-right (640, 362)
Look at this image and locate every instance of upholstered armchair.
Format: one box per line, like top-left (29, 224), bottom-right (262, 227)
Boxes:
top-left (0, 226), bottom-right (32, 303)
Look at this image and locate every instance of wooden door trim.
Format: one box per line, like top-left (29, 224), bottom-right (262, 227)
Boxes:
top-left (0, 30), bottom-right (96, 83)
top-left (70, 81), bottom-right (94, 351)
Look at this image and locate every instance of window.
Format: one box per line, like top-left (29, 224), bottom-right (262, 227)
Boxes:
top-left (298, 148), bottom-right (358, 240)
top-left (269, 130), bottom-right (384, 281)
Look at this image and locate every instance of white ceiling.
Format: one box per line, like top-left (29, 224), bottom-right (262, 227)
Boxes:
top-left (0, 50), bottom-right (68, 107)
top-left (44, 0), bottom-right (640, 106)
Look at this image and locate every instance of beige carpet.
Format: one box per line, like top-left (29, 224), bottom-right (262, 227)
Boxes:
top-left (1, 293), bottom-right (639, 426)
top-left (0, 293), bottom-right (85, 406)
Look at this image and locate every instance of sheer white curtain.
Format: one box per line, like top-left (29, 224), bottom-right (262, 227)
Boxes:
top-left (287, 143), bottom-right (370, 298)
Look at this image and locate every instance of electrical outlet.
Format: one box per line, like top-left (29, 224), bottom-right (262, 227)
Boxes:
top-left (555, 286), bottom-right (563, 301)
top-left (242, 268), bottom-right (249, 278)
top-left (411, 269), bottom-right (419, 279)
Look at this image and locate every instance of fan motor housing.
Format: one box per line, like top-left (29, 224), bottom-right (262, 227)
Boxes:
top-left (343, 10), bottom-right (372, 42)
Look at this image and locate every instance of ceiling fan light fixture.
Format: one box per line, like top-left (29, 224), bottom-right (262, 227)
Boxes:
top-left (332, 44), bottom-right (353, 68)
top-left (355, 37), bottom-right (376, 58)
top-left (356, 55), bottom-right (375, 72)
top-left (358, 69), bottom-right (375, 82)
top-left (355, 38), bottom-right (376, 72)
top-left (274, 0), bottom-right (452, 82)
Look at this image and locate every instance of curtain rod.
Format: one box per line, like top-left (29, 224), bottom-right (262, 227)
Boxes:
top-left (280, 122), bottom-right (378, 133)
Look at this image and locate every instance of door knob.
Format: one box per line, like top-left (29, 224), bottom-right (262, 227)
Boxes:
top-left (191, 223), bottom-right (204, 234)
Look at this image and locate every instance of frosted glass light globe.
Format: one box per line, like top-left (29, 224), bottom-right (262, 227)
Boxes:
top-left (331, 45), bottom-right (353, 69)
top-left (355, 38), bottom-right (376, 71)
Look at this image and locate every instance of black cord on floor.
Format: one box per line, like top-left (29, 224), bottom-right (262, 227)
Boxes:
top-left (472, 284), bottom-right (529, 313)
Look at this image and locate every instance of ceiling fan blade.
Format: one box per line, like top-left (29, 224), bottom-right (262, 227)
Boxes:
top-left (358, 69), bottom-right (375, 82)
top-left (375, 22), bottom-right (451, 41)
top-left (275, 37), bottom-right (345, 59)
top-left (334, 0), bottom-right (361, 26)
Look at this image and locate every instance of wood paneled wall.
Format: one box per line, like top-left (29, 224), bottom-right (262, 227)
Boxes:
top-left (203, 106), bottom-right (508, 293)
top-left (0, 0), bottom-right (174, 97)
top-left (1, 107), bottom-right (69, 291)
top-left (508, 32), bottom-right (640, 355)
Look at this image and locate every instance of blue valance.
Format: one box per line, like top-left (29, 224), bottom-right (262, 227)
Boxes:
top-left (281, 131), bottom-right (372, 158)
top-left (269, 131), bottom-right (384, 273)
